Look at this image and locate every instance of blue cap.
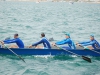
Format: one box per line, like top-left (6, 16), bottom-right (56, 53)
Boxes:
top-left (90, 34), bottom-right (94, 37)
top-left (65, 33), bottom-right (70, 37)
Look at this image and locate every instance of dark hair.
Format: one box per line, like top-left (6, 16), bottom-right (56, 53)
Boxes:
top-left (14, 34), bottom-right (18, 36)
top-left (41, 33), bottom-right (45, 37)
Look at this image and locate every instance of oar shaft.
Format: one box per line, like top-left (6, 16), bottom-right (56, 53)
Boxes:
top-left (55, 45), bottom-right (80, 56)
top-left (54, 45), bottom-right (91, 63)
top-left (91, 49), bottom-right (100, 54)
top-left (61, 47), bottom-right (81, 57)
top-left (79, 45), bottom-right (100, 55)
top-left (7, 47), bottom-right (19, 57)
top-left (4, 45), bottom-right (26, 63)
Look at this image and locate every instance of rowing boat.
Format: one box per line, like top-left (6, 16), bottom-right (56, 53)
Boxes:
top-left (0, 48), bottom-right (100, 56)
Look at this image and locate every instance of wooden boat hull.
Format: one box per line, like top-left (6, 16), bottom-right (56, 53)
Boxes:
top-left (0, 48), bottom-right (100, 56)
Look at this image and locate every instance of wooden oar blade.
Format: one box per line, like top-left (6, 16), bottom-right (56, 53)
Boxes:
top-left (82, 56), bottom-right (91, 63)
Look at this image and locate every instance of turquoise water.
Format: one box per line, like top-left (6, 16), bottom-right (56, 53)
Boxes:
top-left (0, 2), bottom-right (100, 75)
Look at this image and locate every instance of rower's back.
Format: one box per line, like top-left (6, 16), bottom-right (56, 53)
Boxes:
top-left (92, 39), bottom-right (100, 49)
top-left (42, 37), bottom-right (51, 49)
top-left (15, 38), bottom-right (24, 48)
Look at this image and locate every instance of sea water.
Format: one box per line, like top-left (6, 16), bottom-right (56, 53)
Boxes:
top-left (0, 2), bottom-right (100, 75)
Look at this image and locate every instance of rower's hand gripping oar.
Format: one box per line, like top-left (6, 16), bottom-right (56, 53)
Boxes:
top-left (0, 42), bottom-right (26, 63)
top-left (54, 45), bottom-right (92, 63)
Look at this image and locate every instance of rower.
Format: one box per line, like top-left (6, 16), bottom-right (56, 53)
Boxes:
top-left (76, 34), bottom-right (100, 50)
top-left (52, 33), bottom-right (76, 50)
top-left (29, 33), bottom-right (51, 49)
top-left (0, 34), bottom-right (24, 48)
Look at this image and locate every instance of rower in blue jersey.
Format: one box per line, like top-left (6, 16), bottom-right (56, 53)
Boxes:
top-left (29, 33), bottom-right (51, 49)
top-left (0, 34), bottom-right (24, 48)
top-left (52, 33), bottom-right (76, 50)
top-left (76, 34), bottom-right (100, 49)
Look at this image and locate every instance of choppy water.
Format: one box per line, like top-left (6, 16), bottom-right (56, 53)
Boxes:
top-left (0, 1), bottom-right (100, 75)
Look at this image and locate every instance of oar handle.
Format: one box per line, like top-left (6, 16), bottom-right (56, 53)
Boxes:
top-left (54, 45), bottom-right (62, 49)
top-left (0, 41), bottom-right (4, 48)
top-left (76, 44), bottom-right (84, 48)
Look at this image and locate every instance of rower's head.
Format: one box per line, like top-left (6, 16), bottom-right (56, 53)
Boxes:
top-left (65, 33), bottom-right (70, 39)
top-left (90, 34), bottom-right (94, 41)
top-left (41, 33), bottom-right (45, 38)
top-left (14, 34), bottom-right (18, 38)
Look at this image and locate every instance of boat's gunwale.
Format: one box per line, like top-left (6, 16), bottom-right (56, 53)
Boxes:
top-left (0, 48), bottom-right (100, 56)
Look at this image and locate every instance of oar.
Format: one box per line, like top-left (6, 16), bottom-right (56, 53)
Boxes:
top-left (3, 44), bottom-right (26, 63)
top-left (54, 45), bottom-right (91, 63)
top-left (78, 45), bottom-right (100, 55)
top-left (1, 38), bottom-right (26, 63)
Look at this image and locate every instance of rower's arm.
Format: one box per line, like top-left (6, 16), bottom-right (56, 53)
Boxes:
top-left (3, 39), bottom-right (17, 44)
top-left (32, 39), bottom-right (43, 46)
top-left (56, 39), bottom-right (69, 45)
top-left (81, 41), bottom-right (95, 46)
top-left (79, 41), bottom-right (91, 44)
